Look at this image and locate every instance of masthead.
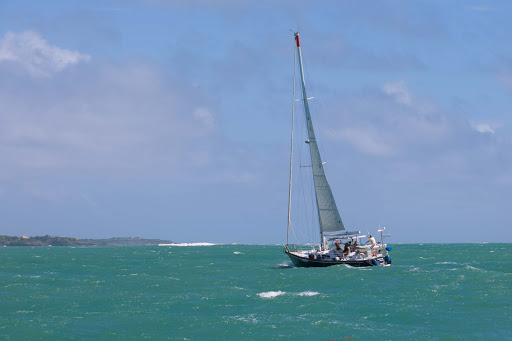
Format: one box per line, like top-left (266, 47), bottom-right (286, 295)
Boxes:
top-left (294, 32), bottom-right (300, 47)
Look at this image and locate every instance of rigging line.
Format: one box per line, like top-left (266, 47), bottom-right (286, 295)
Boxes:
top-left (286, 37), bottom-right (297, 247)
top-left (298, 97), bottom-right (313, 245)
top-left (295, 78), bottom-right (307, 244)
top-left (292, 39), bottom-right (313, 246)
top-left (294, 56), bottom-right (318, 246)
top-left (291, 43), bottom-right (308, 246)
top-left (309, 163), bottom-right (316, 245)
top-left (301, 93), bottom-right (317, 245)
top-left (298, 154), bottom-right (311, 244)
top-left (294, 87), bottom-right (314, 245)
top-left (299, 136), bottom-right (316, 245)
top-left (294, 116), bottom-right (310, 245)
top-left (288, 220), bottom-right (297, 245)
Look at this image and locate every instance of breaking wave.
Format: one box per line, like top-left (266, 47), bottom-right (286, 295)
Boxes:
top-left (297, 291), bottom-right (319, 296)
top-left (257, 291), bottom-right (320, 298)
top-left (257, 291), bottom-right (286, 298)
top-left (158, 243), bottom-right (216, 247)
top-left (274, 263), bottom-right (294, 269)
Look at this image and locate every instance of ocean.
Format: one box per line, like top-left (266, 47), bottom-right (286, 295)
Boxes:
top-left (1, 244), bottom-right (511, 340)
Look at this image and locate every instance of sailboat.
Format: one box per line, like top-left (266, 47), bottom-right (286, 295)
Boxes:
top-left (284, 32), bottom-right (392, 267)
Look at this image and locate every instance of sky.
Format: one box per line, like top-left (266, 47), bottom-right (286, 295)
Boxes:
top-left (0, 0), bottom-right (511, 244)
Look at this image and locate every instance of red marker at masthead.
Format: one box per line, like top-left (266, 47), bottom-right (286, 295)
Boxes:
top-left (294, 32), bottom-right (300, 47)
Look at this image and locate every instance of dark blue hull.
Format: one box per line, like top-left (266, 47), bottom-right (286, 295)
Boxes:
top-left (285, 250), bottom-right (390, 268)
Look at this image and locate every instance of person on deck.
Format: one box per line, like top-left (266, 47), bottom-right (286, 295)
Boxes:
top-left (342, 241), bottom-right (351, 259)
top-left (367, 235), bottom-right (376, 249)
top-left (334, 239), bottom-right (342, 251)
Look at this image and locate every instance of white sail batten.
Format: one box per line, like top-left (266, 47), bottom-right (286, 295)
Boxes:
top-left (294, 33), bottom-right (345, 237)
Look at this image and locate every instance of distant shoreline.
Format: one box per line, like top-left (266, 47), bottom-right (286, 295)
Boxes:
top-left (0, 235), bottom-right (173, 247)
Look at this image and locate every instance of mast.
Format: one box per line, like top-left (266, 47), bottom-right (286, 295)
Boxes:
top-left (294, 32), bottom-right (322, 244)
top-left (286, 40), bottom-right (297, 248)
top-left (294, 32), bottom-right (345, 246)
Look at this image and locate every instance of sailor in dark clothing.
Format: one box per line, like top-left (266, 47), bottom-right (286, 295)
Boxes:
top-left (342, 241), bottom-right (351, 259)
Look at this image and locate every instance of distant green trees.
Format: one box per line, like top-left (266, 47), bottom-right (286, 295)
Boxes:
top-left (0, 235), bottom-right (172, 246)
top-left (0, 235), bottom-right (83, 246)
top-left (0, 235), bottom-right (21, 245)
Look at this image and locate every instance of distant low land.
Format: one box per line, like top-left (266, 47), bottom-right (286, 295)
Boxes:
top-left (0, 235), bottom-right (173, 247)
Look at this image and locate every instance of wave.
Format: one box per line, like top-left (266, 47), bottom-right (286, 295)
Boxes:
top-left (158, 243), bottom-right (216, 247)
top-left (233, 251), bottom-right (244, 255)
top-left (274, 263), bottom-right (294, 269)
top-left (257, 291), bottom-right (286, 298)
top-left (465, 265), bottom-right (486, 272)
top-left (297, 291), bottom-right (319, 296)
top-left (257, 291), bottom-right (320, 298)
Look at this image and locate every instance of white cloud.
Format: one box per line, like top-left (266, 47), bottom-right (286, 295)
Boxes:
top-left (193, 107), bottom-right (215, 130)
top-left (0, 31), bottom-right (90, 77)
top-left (0, 56), bottom-right (262, 184)
top-left (328, 80), bottom-right (458, 158)
top-left (471, 122), bottom-right (495, 134)
top-left (323, 79), bottom-right (512, 188)
top-left (0, 61), bottom-right (199, 175)
top-left (382, 80), bottom-right (412, 105)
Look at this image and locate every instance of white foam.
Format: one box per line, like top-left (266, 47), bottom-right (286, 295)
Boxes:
top-left (257, 291), bottom-right (286, 299)
top-left (465, 265), bottom-right (484, 272)
top-left (274, 263), bottom-right (294, 269)
top-left (297, 291), bottom-right (319, 296)
top-left (232, 315), bottom-right (258, 324)
top-left (158, 243), bottom-right (215, 247)
top-left (233, 251), bottom-right (244, 254)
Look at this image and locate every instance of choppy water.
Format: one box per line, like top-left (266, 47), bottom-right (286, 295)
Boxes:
top-left (1, 244), bottom-right (511, 340)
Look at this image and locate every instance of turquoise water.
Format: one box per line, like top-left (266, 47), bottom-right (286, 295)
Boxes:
top-left (1, 244), bottom-right (511, 340)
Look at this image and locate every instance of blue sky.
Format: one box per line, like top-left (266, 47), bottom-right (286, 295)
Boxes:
top-left (0, 0), bottom-right (511, 243)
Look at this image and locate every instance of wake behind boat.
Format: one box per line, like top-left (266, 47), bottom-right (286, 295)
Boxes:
top-left (284, 32), bottom-right (392, 268)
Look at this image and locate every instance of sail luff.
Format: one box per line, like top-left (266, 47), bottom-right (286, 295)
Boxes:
top-left (294, 32), bottom-right (345, 239)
